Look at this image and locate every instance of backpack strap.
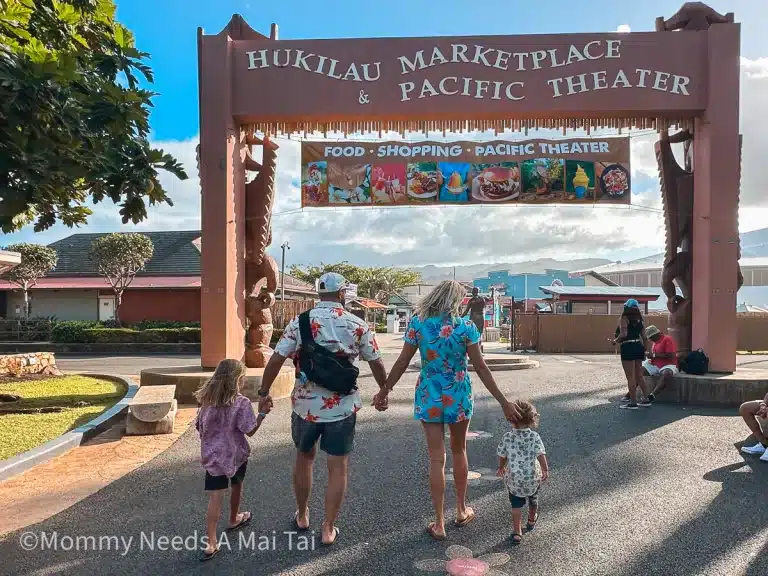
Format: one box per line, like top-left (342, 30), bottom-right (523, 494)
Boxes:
top-left (298, 311), bottom-right (314, 347)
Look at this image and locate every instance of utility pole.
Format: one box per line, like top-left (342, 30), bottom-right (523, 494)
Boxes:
top-left (280, 241), bottom-right (290, 327)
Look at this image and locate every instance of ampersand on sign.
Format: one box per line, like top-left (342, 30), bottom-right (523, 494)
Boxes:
top-left (358, 90), bottom-right (370, 105)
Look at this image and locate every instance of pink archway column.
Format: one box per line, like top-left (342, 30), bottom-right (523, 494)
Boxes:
top-left (197, 27), bottom-right (247, 369)
top-left (692, 22), bottom-right (741, 373)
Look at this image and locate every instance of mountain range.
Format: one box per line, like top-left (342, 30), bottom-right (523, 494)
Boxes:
top-left (412, 258), bottom-right (613, 282)
top-left (413, 227), bottom-right (768, 282)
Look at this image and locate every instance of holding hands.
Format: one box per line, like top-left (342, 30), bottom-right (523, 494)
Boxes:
top-left (372, 389), bottom-right (389, 412)
top-left (758, 402), bottom-right (768, 419)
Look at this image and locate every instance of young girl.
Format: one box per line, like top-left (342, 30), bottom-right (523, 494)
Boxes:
top-left (496, 400), bottom-right (548, 545)
top-left (195, 359), bottom-right (270, 561)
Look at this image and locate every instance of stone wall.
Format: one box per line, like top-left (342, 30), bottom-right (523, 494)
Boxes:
top-left (0, 352), bottom-right (61, 377)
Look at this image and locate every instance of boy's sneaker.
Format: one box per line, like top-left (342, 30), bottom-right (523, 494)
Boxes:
top-left (760, 450), bottom-right (768, 462)
top-left (648, 393), bottom-right (656, 402)
top-left (620, 394), bottom-right (631, 403)
top-left (638, 399), bottom-right (652, 407)
top-left (620, 402), bottom-right (639, 410)
top-left (742, 443), bottom-right (767, 456)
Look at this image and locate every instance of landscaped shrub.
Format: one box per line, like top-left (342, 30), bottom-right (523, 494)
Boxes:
top-left (83, 328), bottom-right (140, 343)
top-left (375, 323), bottom-right (387, 334)
top-left (82, 328), bottom-right (201, 344)
top-left (139, 328), bottom-right (201, 343)
top-left (0, 318), bottom-right (53, 342)
top-left (51, 321), bottom-right (101, 343)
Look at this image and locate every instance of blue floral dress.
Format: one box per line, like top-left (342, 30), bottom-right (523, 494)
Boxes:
top-left (404, 314), bottom-right (481, 424)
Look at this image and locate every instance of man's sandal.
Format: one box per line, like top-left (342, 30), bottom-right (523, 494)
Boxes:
top-left (510, 533), bottom-right (523, 545)
top-left (426, 522), bottom-right (446, 541)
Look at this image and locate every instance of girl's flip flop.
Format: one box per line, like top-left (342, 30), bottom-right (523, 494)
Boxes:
top-left (227, 511), bottom-right (252, 531)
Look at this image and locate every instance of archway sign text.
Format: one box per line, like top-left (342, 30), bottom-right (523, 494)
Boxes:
top-left (300, 137), bottom-right (630, 207)
top-left (235, 33), bottom-right (703, 125)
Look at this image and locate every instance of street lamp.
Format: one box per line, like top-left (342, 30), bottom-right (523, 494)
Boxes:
top-left (279, 241), bottom-right (290, 329)
top-left (280, 241), bottom-right (290, 303)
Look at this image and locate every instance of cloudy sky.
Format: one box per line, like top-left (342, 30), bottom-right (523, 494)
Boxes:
top-left (5, 0), bottom-right (767, 270)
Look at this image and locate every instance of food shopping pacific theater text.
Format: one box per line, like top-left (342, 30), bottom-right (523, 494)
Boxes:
top-left (245, 40), bottom-right (691, 101)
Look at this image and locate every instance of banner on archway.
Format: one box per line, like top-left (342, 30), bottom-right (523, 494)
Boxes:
top-left (301, 137), bottom-right (630, 206)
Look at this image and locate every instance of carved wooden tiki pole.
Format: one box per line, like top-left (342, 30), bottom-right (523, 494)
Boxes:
top-left (655, 3), bottom-right (741, 372)
top-left (244, 135), bottom-right (280, 369)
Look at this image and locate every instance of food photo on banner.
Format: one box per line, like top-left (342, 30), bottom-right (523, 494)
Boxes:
top-left (299, 138), bottom-right (631, 207)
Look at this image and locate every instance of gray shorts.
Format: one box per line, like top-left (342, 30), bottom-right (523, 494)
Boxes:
top-left (291, 412), bottom-right (356, 456)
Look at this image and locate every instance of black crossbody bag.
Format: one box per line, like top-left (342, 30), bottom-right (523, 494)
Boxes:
top-left (298, 311), bottom-right (359, 395)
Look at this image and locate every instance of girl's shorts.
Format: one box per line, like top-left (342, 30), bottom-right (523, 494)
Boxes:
top-left (204, 461), bottom-right (247, 491)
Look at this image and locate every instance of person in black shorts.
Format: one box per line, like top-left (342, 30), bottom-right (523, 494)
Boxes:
top-left (612, 299), bottom-right (651, 410)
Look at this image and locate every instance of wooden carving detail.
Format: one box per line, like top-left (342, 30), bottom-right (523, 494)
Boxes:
top-left (656, 2), bottom-right (733, 32)
top-left (656, 129), bottom-right (694, 355)
top-left (244, 136), bottom-right (280, 368)
top-left (654, 3), bottom-right (738, 357)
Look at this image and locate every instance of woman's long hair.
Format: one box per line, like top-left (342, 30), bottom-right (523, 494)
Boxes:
top-left (194, 358), bottom-right (246, 407)
top-left (414, 280), bottom-right (467, 319)
top-left (622, 305), bottom-right (643, 322)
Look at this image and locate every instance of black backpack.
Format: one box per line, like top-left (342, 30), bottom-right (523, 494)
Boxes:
top-left (298, 311), bottom-right (359, 395)
top-left (681, 349), bottom-right (709, 375)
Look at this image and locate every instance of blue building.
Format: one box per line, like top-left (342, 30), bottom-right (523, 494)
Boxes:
top-left (473, 269), bottom-right (584, 300)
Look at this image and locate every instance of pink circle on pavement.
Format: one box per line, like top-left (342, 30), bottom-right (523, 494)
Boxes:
top-left (445, 558), bottom-right (489, 576)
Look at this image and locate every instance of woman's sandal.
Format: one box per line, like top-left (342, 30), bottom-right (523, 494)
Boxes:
top-left (226, 511), bottom-right (251, 531)
top-left (526, 512), bottom-right (539, 532)
top-left (510, 533), bottom-right (523, 545)
top-left (321, 526), bottom-right (340, 547)
top-left (200, 547), bottom-right (220, 561)
top-left (426, 522), bottom-right (446, 541)
top-left (294, 510), bottom-right (310, 532)
top-left (454, 508), bottom-right (476, 527)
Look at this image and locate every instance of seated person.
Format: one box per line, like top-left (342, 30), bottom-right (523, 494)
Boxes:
top-left (740, 395), bottom-right (768, 461)
top-left (642, 325), bottom-right (678, 402)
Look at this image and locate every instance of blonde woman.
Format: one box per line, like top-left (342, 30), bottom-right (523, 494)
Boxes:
top-left (374, 280), bottom-right (519, 540)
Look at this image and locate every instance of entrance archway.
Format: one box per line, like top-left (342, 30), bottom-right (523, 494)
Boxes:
top-left (197, 3), bottom-right (741, 373)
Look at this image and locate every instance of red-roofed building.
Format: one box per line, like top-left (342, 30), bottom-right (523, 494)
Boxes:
top-left (0, 232), bottom-right (314, 322)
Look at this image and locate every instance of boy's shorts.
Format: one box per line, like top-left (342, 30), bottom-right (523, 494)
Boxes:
top-left (204, 461), bottom-right (247, 491)
top-left (508, 489), bottom-right (539, 509)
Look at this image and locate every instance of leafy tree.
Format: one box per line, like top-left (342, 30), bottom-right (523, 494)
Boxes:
top-left (0, 0), bottom-right (187, 233)
top-left (1, 242), bottom-right (57, 318)
top-left (289, 262), bottom-right (421, 303)
top-left (89, 233), bottom-right (153, 326)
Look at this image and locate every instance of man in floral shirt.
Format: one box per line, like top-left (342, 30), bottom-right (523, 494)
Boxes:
top-left (258, 272), bottom-right (387, 546)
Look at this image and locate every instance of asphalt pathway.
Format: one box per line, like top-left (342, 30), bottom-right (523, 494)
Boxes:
top-left (2, 356), bottom-right (767, 575)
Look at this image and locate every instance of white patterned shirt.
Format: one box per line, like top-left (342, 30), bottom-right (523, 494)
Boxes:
top-left (274, 301), bottom-right (380, 423)
top-left (497, 428), bottom-right (546, 497)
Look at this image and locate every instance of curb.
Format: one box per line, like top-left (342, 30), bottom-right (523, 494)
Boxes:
top-left (0, 342), bottom-right (200, 355)
top-left (0, 374), bottom-right (138, 483)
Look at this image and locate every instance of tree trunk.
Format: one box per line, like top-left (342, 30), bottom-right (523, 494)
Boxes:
top-left (114, 290), bottom-right (122, 327)
top-left (23, 287), bottom-right (29, 319)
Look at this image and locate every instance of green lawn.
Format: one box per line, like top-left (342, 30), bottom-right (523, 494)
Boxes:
top-left (0, 375), bottom-right (125, 460)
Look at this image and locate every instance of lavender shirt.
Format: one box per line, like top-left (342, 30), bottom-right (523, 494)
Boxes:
top-left (196, 395), bottom-right (257, 478)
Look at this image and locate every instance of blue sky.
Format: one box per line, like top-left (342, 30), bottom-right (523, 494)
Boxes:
top-left (4, 1), bottom-right (767, 270)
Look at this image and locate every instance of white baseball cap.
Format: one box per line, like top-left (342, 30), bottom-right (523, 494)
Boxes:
top-left (317, 272), bottom-right (348, 294)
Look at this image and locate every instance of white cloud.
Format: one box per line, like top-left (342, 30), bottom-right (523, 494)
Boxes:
top-left (616, 24), bottom-right (632, 33)
top-left (4, 58), bottom-right (767, 270)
